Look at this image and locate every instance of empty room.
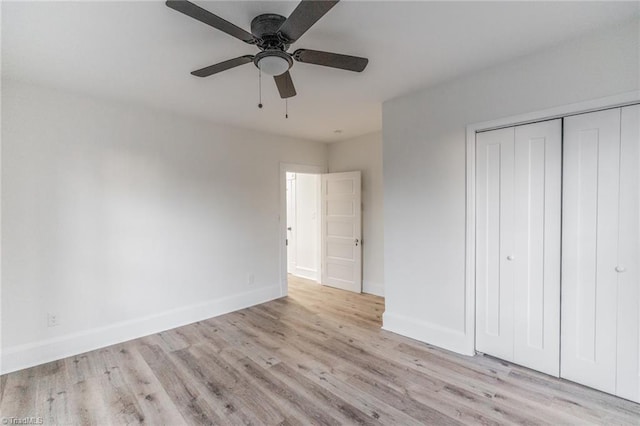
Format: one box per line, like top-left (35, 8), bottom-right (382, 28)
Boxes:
top-left (1, 0), bottom-right (639, 424)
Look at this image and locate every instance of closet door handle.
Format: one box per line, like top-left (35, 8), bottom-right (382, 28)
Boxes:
top-left (615, 266), bottom-right (626, 273)
top-left (506, 255), bottom-right (515, 261)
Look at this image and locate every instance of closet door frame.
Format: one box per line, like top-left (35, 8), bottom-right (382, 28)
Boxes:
top-left (463, 91), bottom-right (640, 356)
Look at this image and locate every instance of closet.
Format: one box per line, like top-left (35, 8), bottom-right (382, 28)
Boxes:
top-left (475, 105), bottom-right (640, 402)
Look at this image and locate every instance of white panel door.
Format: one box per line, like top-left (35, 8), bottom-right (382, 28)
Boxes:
top-left (513, 120), bottom-right (562, 376)
top-left (476, 121), bottom-right (561, 375)
top-left (321, 171), bottom-right (362, 293)
top-left (562, 108), bottom-right (621, 394)
top-left (476, 127), bottom-right (516, 361)
top-left (616, 104), bottom-right (640, 402)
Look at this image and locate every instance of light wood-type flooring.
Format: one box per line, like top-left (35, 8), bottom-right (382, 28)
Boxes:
top-left (2, 275), bottom-right (640, 425)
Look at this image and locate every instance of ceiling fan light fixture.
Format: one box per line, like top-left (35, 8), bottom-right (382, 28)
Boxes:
top-left (257, 55), bottom-right (290, 76)
top-left (167, 0), bottom-right (368, 99)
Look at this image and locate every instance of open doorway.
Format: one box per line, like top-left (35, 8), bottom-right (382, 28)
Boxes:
top-left (286, 172), bottom-right (322, 282)
top-left (279, 163), bottom-right (325, 296)
top-left (279, 163), bottom-right (363, 297)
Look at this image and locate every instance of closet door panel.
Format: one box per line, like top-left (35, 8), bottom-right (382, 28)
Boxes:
top-left (617, 104), bottom-right (640, 402)
top-left (513, 120), bottom-right (561, 377)
top-left (562, 109), bottom-right (621, 394)
top-left (476, 127), bottom-right (515, 361)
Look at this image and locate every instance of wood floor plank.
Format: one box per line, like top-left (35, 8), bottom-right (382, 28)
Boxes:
top-left (67, 376), bottom-right (114, 425)
top-left (346, 371), bottom-right (462, 425)
top-left (279, 358), bottom-right (426, 426)
top-left (35, 363), bottom-right (72, 425)
top-left (65, 353), bottom-right (102, 385)
top-left (110, 343), bottom-right (187, 425)
top-left (218, 347), bottom-right (343, 425)
top-left (171, 347), bottom-right (272, 425)
top-left (0, 374), bottom-right (7, 406)
top-left (137, 342), bottom-right (225, 425)
top-left (91, 346), bottom-right (147, 424)
top-left (189, 342), bottom-right (291, 424)
top-left (267, 361), bottom-right (380, 426)
top-left (2, 274), bottom-right (640, 425)
top-left (0, 369), bottom-right (38, 420)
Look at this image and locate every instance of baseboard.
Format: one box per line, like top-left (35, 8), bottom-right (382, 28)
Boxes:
top-left (0, 285), bottom-right (281, 375)
top-left (382, 311), bottom-right (474, 356)
top-left (292, 266), bottom-right (318, 281)
top-left (363, 281), bottom-right (384, 297)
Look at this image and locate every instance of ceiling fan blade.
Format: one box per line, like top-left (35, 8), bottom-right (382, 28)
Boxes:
top-left (277, 0), bottom-right (339, 43)
top-left (166, 0), bottom-right (257, 44)
top-left (191, 55), bottom-right (254, 77)
top-left (274, 71), bottom-right (297, 98)
top-left (293, 49), bottom-right (368, 72)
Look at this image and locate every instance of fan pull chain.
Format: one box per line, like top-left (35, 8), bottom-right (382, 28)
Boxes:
top-left (258, 69), bottom-right (263, 109)
top-left (285, 99), bottom-right (289, 119)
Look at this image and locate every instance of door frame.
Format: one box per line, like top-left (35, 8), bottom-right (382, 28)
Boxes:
top-left (279, 163), bottom-right (327, 297)
top-left (463, 90), bottom-right (640, 356)
top-left (285, 173), bottom-right (297, 274)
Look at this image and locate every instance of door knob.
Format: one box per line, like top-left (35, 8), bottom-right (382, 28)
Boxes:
top-left (355, 238), bottom-right (359, 247)
top-left (615, 266), bottom-right (626, 273)
top-left (287, 227), bottom-right (292, 231)
top-left (507, 255), bottom-right (515, 261)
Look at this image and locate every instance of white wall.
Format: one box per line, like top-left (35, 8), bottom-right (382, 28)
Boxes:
top-left (328, 132), bottom-right (384, 296)
top-left (289, 173), bottom-right (320, 281)
top-left (382, 19), bottom-right (640, 354)
top-left (1, 80), bottom-right (327, 374)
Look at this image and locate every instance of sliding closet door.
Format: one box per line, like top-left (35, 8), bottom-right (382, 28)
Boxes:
top-left (561, 109), bottom-right (621, 394)
top-left (476, 127), bottom-right (515, 362)
top-left (476, 120), bottom-right (561, 375)
top-left (616, 104), bottom-right (640, 402)
top-left (513, 120), bottom-right (561, 376)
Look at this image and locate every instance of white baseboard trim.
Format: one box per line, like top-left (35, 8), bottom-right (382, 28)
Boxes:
top-left (0, 285), bottom-right (281, 375)
top-left (382, 311), bottom-right (474, 356)
top-left (292, 266), bottom-right (318, 281)
top-left (363, 281), bottom-right (384, 297)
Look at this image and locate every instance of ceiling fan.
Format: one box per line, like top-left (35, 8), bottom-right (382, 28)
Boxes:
top-left (166, 0), bottom-right (369, 99)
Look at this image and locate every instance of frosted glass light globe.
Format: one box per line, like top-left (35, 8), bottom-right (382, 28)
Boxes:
top-left (257, 56), bottom-right (289, 76)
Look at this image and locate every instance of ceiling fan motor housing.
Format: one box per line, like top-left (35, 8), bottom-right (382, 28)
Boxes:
top-left (251, 14), bottom-right (290, 50)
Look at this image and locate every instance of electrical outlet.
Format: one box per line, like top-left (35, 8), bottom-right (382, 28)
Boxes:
top-left (247, 273), bottom-right (255, 286)
top-left (47, 313), bottom-right (59, 327)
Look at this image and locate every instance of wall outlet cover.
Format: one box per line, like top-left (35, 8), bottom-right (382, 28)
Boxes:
top-left (47, 313), bottom-right (59, 327)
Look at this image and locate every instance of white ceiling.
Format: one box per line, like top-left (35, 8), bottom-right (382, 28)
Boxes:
top-left (2, 1), bottom-right (638, 142)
